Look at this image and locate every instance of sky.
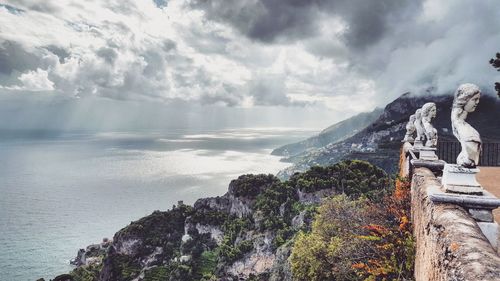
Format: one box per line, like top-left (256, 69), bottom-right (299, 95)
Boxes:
top-left (0, 0), bottom-right (499, 131)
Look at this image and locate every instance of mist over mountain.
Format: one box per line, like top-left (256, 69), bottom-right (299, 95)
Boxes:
top-left (277, 91), bottom-right (500, 177)
top-left (272, 108), bottom-right (383, 157)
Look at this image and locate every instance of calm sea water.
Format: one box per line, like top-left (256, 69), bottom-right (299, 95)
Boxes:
top-left (0, 128), bottom-right (314, 281)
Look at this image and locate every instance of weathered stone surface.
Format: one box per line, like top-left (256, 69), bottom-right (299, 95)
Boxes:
top-left (411, 159), bottom-right (446, 176)
top-left (403, 114), bottom-right (416, 142)
top-left (422, 102), bottom-right (438, 147)
top-left (414, 108), bottom-right (425, 145)
top-left (226, 231), bottom-right (276, 278)
top-left (418, 147), bottom-right (438, 160)
top-left (477, 222), bottom-right (500, 250)
top-left (411, 167), bottom-right (500, 281)
top-left (269, 243), bottom-right (293, 281)
top-left (442, 164), bottom-right (483, 195)
top-left (468, 209), bottom-right (494, 222)
top-left (297, 188), bottom-right (336, 204)
top-left (429, 190), bottom-right (500, 209)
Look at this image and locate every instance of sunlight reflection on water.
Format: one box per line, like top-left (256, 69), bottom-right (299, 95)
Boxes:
top-left (0, 128), bottom-right (315, 281)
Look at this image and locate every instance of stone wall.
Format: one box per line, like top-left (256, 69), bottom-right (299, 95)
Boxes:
top-left (411, 167), bottom-right (500, 281)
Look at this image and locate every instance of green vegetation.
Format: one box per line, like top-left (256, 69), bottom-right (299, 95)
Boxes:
top-left (291, 195), bottom-right (377, 280)
top-left (117, 205), bottom-right (194, 260)
top-left (230, 174), bottom-right (280, 198)
top-left (197, 251), bottom-right (218, 279)
top-left (104, 254), bottom-right (142, 281)
top-left (290, 177), bottom-right (415, 281)
top-left (289, 160), bottom-right (391, 201)
top-left (70, 262), bottom-right (102, 281)
top-left (190, 210), bottom-right (228, 226)
top-left (218, 217), bottom-right (253, 263)
top-left (67, 160), bottom-right (403, 281)
top-left (143, 266), bottom-right (169, 281)
top-left (254, 182), bottom-right (298, 231)
top-left (490, 52), bottom-right (500, 97)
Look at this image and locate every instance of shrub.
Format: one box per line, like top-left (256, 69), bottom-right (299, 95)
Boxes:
top-left (290, 195), bottom-right (380, 281)
top-left (288, 160), bottom-right (391, 201)
top-left (255, 182), bottom-right (298, 230)
top-left (230, 174), bottom-right (280, 198)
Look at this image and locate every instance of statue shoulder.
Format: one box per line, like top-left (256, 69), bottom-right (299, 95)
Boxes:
top-left (456, 122), bottom-right (480, 142)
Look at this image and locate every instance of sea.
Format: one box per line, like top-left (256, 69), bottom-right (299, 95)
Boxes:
top-left (0, 127), bottom-right (315, 281)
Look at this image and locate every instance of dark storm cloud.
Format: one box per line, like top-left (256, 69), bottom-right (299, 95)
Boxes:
top-left (161, 39), bottom-right (177, 52)
top-left (6, 0), bottom-right (60, 13)
top-left (0, 41), bottom-right (40, 75)
top-left (188, 0), bottom-right (318, 43)
top-left (2, 0), bottom-right (499, 110)
top-left (200, 83), bottom-right (243, 106)
top-left (247, 75), bottom-right (308, 106)
top-left (96, 47), bottom-right (118, 65)
top-left (189, 0), bottom-right (422, 48)
top-left (0, 4), bottom-right (25, 14)
top-left (153, 0), bottom-right (168, 8)
top-left (45, 45), bottom-right (70, 64)
top-left (328, 0), bottom-right (423, 49)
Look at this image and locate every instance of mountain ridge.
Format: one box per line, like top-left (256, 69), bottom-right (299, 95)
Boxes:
top-left (271, 108), bottom-right (383, 157)
top-left (276, 91), bottom-right (500, 178)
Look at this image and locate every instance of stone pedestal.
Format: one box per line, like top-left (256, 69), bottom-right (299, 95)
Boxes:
top-left (477, 222), bottom-right (500, 250)
top-left (418, 147), bottom-right (438, 161)
top-left (413, 140), bottom-right (424, 148)
top-left (442, 164), bottom-right (483, 195)
top-left (411, 159), bottom-right (446, 176)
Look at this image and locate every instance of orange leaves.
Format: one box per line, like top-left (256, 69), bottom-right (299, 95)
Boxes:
top-left (363, 224), bottom-right (389, 236)
top-left (352, 175), bottom-right (415, 280)
top-left (352, 262), bottom-right (368, 270)
top-left (399, 216), bottom-right (409, 231)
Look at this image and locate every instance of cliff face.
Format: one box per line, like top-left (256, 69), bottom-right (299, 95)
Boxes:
top-left (277, 92), bottom-right (500, 178)
top-left (60, 160), bottom-right (390, 281)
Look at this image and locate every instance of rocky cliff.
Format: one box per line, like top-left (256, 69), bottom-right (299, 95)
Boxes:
top-left (48, 160), bottom-right (391, 281)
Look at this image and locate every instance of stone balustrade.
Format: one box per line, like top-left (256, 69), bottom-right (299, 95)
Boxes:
top-left (401, 148), bottom-right (500, 280)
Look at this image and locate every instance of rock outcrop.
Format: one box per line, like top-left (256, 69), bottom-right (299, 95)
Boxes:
top-left (61, 161), bottom-right (390, 281)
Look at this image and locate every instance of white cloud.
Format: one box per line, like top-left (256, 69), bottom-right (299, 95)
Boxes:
top-left (18, 68), bottom-right (54, 91)
top-left (2, 68), bottom-right (54, 91)
top-left (0, 0), bottom-right (498, 116)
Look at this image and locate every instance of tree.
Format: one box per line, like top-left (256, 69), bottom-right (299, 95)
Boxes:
top-left (290, 195), bottom-right (382, 281)
top-left (489, 53), bottom-right (500, 97)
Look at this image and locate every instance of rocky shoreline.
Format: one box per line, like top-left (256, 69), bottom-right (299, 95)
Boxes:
top-left (44, 160), bottom-right (390, 281)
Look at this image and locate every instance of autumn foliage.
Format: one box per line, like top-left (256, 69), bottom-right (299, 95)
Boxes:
top-left (352, 176), bottom-right (414, 281)
top-left (290, 175), bottom-right (415, 281)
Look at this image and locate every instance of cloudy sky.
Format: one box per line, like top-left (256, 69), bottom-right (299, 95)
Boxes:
top-left (0, 0), bottom-right (499, 131)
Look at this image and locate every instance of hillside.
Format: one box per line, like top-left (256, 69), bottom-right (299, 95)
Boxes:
top-left (47, 161), bottom-right (393, 281)
top-left (271, 108), bottom-right (383, 157)
top-left (277, 91), bottom-right (500, 178)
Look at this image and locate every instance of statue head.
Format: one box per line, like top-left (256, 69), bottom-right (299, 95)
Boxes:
top-left (409, 114), bottom-right (416, 122)
top-left (453, 83), bottom-right (481, 113)
top-left (415, 108), bottom-right (422, 119)
top-left (421, 102), bottom-right (437, 119)
top-left (451, 83), bottom-right (482, 168)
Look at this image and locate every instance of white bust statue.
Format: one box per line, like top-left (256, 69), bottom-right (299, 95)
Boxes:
top-left (403, 114), bottom-right (416, 142)
top-left (421, 102), bottom-right (438, 147)
top-left (414, 108), bottom-right (425, 144)
top-left (451, 83), bottom-right (482, 168)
